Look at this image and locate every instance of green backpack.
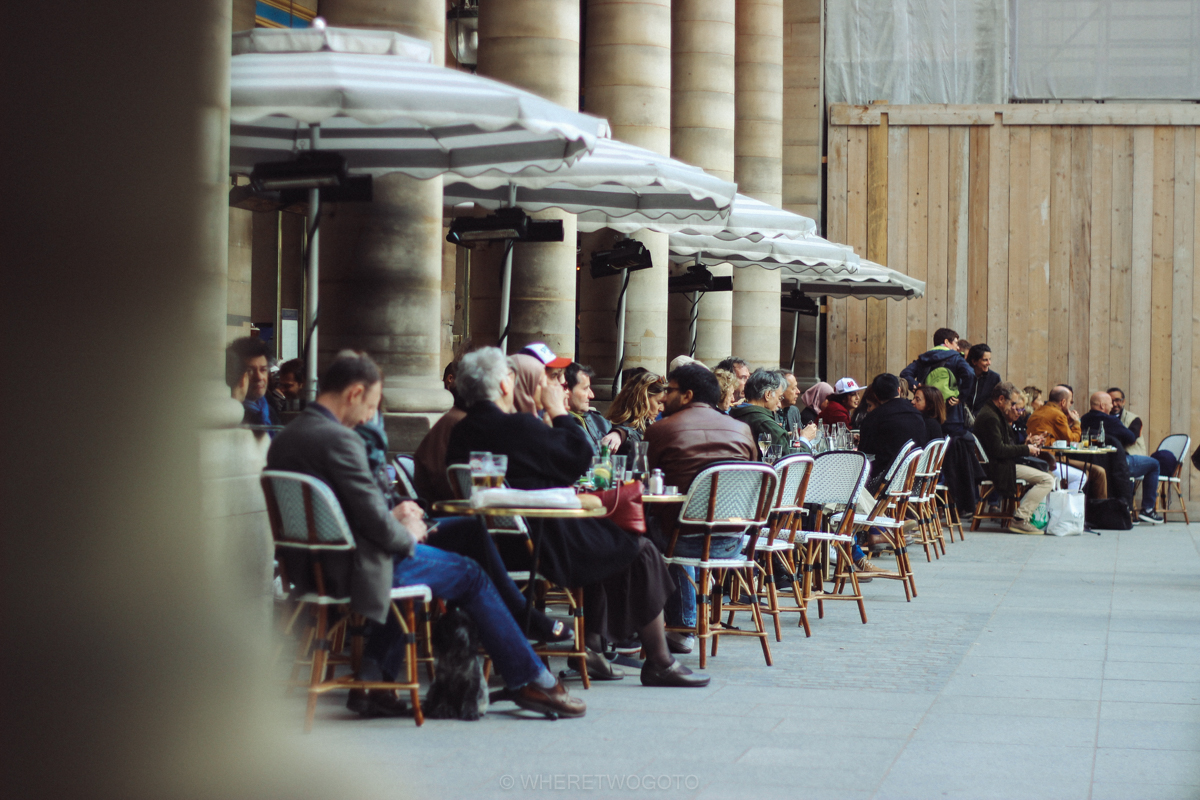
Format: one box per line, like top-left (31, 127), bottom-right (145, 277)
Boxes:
top-left (922, 364), bottom-right (960, 402)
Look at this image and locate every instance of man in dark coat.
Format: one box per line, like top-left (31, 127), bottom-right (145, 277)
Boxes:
top-left (900, 328), bottom-right (975, 434)
top-left (1081, 391), bottom-right (1161, 522)
top-left (447, 348), bottom-right (708, 688)
top-left (268, 351), bottom-right (585, 718)
top-left (971, 380), bottom-right (1055, 534)
top-left (858, 373), bottom-right (929, 493)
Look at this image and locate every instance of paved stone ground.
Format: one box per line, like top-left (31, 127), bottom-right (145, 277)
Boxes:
top-left (293, 521), bottom-right (1200, 799)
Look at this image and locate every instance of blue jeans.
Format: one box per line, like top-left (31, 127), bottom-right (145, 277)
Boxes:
top-left (1127, 455), bottom-right (1161, 512)
top-left (664, 535), bottom-right (744, 628)
top-left (370, 543), bottom-right (545, 689)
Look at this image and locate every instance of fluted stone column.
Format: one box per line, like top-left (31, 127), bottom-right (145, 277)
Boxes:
top-left (477, 0), bottom-right (579, 359)
top-left (670, 0), bottom-right (736, 365)
top-left (782, 0), bottom-right (824, 381)
top-left (732, 0), bottom-right (783, 369)
top-left (319, 0), bottom-right (451, 449)
top-left (582, 0), bottom-right (672, 379)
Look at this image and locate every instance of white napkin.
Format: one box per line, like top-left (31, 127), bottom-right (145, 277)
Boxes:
top-left (470, 488), bottom-right (582, 510)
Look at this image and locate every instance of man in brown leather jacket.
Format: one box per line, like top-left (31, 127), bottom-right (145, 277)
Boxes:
top-left (645, 362), bottom-right (757, 492)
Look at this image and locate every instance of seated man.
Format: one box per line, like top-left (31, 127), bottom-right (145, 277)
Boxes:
top-left (447, 348), bottom-right (708, 687)
top-left (1081, 391), bottom-right (1163, 524)
top-left (858, 373), bottom-right (929, 493)
top-left (1026, 385), bottom-right (1106, 498)
top-left (646, 363), bottom-right (758, 652)
top-left (647, 363), bottom-right (759, 491)
top-left (776, 371), bottom-right (804, 432)
top-left (972, 381), bottom-right (1055, 534)
top-left (563, 362), bottom-right (619, 455)
top-left (276, 358), bottom-right (305, 409)
top-left (730, 368), bottom-right (794, 453)
top-left (1107, 387), bottom-right (1146, 455)
top-left (268, 351), bottom-right (585, 718)
top-left (226, 336), bottom-right (279, 431)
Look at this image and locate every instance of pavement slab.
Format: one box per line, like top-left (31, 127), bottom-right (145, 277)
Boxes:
top-left (284, 521), bottom-right (1200, 799)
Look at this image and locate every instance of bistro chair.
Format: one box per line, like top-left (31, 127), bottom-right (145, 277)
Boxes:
top-left (1153, 434), bottom-right (1191, 523)
top-left (849, 448), bottom-right (923, 601)
top-left (261, 470), bottom-right (430, 731)
top-left (752, 454), bottom-right (815, 639)
top-left (393, 454), bottom-right (419, 498)
top-left (908, 438), bottom-right (949, 562)
top-left (969, 435), bottom-right (1028, 531)
top-left (664, 462), bottom-right (778, 669)
top-left (798, 451), bottom-right (871, 625)
top-left (872, 440), bottom-right (916, 499)
top-left (446, 464), bottom-right (589, 688)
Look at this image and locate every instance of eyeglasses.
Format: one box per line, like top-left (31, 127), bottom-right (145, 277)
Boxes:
top-left (663, 386), bottom-right (681, 395)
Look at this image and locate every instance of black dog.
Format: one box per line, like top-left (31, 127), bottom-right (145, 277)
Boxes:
top-left (422, 608), bottom-right (488, 721)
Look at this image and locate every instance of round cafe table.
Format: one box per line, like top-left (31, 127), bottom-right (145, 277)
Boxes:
top-left (1045, 445), bottom-right (1115, 535)
top-left (431, 499), bottom-right (607, 632)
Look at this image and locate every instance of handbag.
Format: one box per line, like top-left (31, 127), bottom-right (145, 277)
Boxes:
top-left (583, 479), bottom-right (646, 535)
top-left (1085, 498), bottom-right (1133, 531)
top-left (1045, 490), bottom-right (1085, 536)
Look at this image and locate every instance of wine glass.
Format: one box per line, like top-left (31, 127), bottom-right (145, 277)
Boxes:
top-left (757, 433), bottom-right (772, 459)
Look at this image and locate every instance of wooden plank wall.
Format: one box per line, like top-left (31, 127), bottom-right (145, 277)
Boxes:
top-left (827, 104), bottom-right (1200, 498)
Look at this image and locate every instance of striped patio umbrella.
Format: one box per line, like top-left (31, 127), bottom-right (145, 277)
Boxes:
top-left (443, 138), bottom-right (737, 234)
top-left (229, 26), bottom-right (610, 180)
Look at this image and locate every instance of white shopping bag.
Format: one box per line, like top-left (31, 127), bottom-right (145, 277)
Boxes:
top-left (1045, 489), bottom-right (1086, 536)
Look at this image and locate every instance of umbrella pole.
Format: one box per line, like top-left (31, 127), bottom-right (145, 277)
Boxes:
top-left (689, 291), bottom-right (699, 358)
top-left (304, 124), bottom-right (321, 401)
top-left (498, 240), bottom-right (513, 353)
top-left (790, 310), bottom-right (800, 373)
top-left (613, 271), bottom-right (629, 394)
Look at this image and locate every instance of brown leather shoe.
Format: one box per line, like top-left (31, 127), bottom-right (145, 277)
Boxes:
top-left (512, 679), bottom-right (586, 719)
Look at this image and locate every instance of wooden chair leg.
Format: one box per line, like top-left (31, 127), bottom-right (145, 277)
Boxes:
top-left (400, 600), bottom-right (424, 727)
top-left (304, 605), bottom-right (329, 733)
top-left (696, 567), bottom-right (710, 670)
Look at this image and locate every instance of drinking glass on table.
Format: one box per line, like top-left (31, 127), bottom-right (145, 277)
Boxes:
top-left (610, 455), bottom-right (627, 483)
top-left (630, 441), bottom-right (650, 482)
top-left (489, 453), bottom-right (508, 487)
top-left (766, 444), bottom-right (783, 464)
top-left (469, 451), bottom-right (492, 493)
top-left (757, 433), bottom-right (772, 459)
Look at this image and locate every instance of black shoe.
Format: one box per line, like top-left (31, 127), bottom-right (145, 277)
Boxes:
top-left (1138, 509), bottom-right (1165, 525)
top-left (612, 636), bottom-right (642, 655)
top-left (641, 658), bottom-right (711, 688)
top-left (347, 688), bottom-right (409, 718)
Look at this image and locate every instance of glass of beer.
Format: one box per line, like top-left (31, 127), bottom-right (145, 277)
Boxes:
top-left (469, 451), bottom-right (492, 493)
top-left (489, 454), bottom-right (508, 487)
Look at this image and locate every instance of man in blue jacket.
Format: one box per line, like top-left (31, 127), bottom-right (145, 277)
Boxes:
top-left (899, 328), bottom-right (975, 435)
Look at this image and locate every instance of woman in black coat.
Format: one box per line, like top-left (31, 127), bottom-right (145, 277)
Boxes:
top-left (447, 349), bottom-right (705, 686)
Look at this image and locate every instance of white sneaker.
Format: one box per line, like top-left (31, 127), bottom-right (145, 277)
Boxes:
top-left (666, 632), bottom-right (695, 654)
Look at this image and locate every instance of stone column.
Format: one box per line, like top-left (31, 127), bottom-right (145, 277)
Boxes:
top-left (1, 0), bottom-right (360, 795)
top-left (227, 206), bottom-right (254, 340)
top-left (319, 0), bottom-right (451, 450)
top-left (477, 0), bottom-right (579, 359)
top-left (732, 0), bottom-right (783, 369)
top-left (669, 0), bottom-right (736, 365)
top-left (782, 0), bottom-right (824, 379)
top-left (582, 0), bottom-right (672, 379)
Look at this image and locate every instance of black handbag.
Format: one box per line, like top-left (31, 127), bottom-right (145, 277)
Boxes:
top-left (1085, 498), bottom-right (1133, 531)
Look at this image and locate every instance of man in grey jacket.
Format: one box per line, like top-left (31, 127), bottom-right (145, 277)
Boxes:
top-left (267, 351), bottom-right (585, 719)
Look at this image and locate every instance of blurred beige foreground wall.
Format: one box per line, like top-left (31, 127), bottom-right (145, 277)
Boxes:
top-left (1, 3), bottom-right (391, 799)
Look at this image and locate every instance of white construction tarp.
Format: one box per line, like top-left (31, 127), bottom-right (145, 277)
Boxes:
top-left (825, 0), bottom-right (1009, 105)
top-left (1012, 0), bottom-right (1200, 100)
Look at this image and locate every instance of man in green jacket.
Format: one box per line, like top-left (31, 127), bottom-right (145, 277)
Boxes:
top-left (730, 369), bottom-right (816, 456)
top-left (972, 381), bottom-right (1054, 534)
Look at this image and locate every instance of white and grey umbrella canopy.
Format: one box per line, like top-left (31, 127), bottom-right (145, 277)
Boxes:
top-left (781, 260), bottom-right (926, 299)
top-left (670, 231), bottom-right (862, 273)
top-left (443, 138), bottom-right (738, 234)
top-left (675, 194), bottom-right (819, 241)
top-left (228, 26), bottom-right (610, 180)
